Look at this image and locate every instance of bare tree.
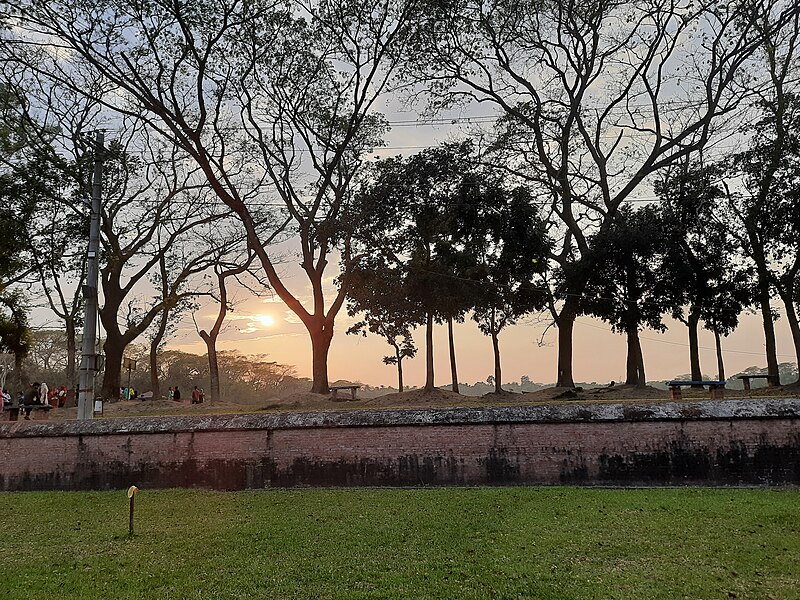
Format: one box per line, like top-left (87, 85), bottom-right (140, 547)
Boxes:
top-left (196, 253), bottom-right (254, 404)
top-left (145, 251), bottom-right (204, 401)
top-left (721, 7), bottom-right (800, 385)
top-left (95, 126), bottom-right (232, 399)
top-left (407, 0), bottom-right (798, 386)
top-left (9, 0), bottom-right (420, 393)
top-left (27, 330), bottom-right (68, 372)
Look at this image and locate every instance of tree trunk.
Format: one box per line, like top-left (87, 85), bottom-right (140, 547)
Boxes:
top-left (556, 308), bottom-right (577, 388)
top-left (148, 342), bottom-right (158, 399)
top-left (625, 329), bottom-right (638, 385)
top-left (199, 262), bottom-right (249, 404)
top-left (309, 320), bottom-right (333, 394)
top-left (757, 280), bottom-right (781, 386)
top-left (714, 327), bottom-right (726, 383)
top-left (396, 347), bottom-right (404, 393)
top-left (635, 332), bottom-right (646, 387)
top-left (148, 309), bottom-right (170, 401)
top-left (101, 336), bottom-right (125, 399)
top-left (200, 331), bottom-right (221, 403)
top-left (625, 328), bottom-right (646, 387)
top-left (779, 292), bottom-right (800, 384)
top-left (447, 316), bottom-right (459, 393)
top-left (424, 312), bottom-right (435, 392)
top-left (491, 325), bottom-right (502, 395)
top-left (687, 309), bottom-right (703, 387)
top-left (12, 351), bottom-right (24, 395)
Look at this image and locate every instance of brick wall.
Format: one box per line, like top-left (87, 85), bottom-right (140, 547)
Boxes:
top-left (1, 399), bottom-right (798, 490)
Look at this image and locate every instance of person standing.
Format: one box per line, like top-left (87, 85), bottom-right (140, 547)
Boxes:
top-left (23, 382), bottom-right (41, 419)
top-left (57, 386), bottom-right (67, 408)
top-left (191, 386), bottom-right (201, 404)
top-left (39, 382), bottom-right (49, 407)
top-left (173, 386), bottom-right (181, 402)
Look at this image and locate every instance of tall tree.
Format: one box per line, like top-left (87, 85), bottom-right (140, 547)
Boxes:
top-left (722, 10), bottom-right (800, 385)
top-left (407, 0), bottom-right (798, 387)
top-left (350, 142), bottom-right (476, 392)
top-left (0, 84), bottom-right (65, 392)
top-left (655, 162), bottom-right (754, 383)
top-left (346, 255), bottom-right (418, 392)
top-left (455, 182), bottom-right (551, 394)
top-left (9, 0), bottom-right (421, 393)
top-left (95, 131), bottom-right (231, 399)
top-left (776, 159), bottom-right (800, 383)
top-left (581, 206), bottom-right (672, 386)
top-left (146, 253), bottom-right (201, 401)
top-left (195, 244), bottom-right (275, 404)
top-left (0, 58), bottom-right (112, 401)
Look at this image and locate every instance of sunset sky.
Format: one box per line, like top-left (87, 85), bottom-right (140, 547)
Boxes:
top-left (157, 101), bottom-right (798, 388)
top-left (103, 97), bottom-right (791, 388)
top-left (24, 102), bottom-right (788, 389)
top-left (168, 271), bottom-right (796, 388)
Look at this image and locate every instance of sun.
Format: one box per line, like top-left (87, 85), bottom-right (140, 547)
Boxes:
top-left (254, 314), bottom-right (275, 327)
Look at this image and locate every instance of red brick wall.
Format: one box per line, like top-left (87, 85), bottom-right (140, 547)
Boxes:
top-left (1, 402), bottom-right (798, 490)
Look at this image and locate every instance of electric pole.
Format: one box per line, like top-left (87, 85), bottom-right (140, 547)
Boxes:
top-left (77, 130), bottom-right (104, 421)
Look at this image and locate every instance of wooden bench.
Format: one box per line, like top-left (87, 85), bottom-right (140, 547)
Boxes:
top-left (737, 375), bottom-right (777, 390)
top-left (666, 380), bottom-right (726, 401)
top-left (1, 404), bottom-right (53, 421)
top-left (329, 385), bottom-right (361, 401)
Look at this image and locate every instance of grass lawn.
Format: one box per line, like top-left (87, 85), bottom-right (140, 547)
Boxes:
top-left (0, 487), bottom-right (798, 599)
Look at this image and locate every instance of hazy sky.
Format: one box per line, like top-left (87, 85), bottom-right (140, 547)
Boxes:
top-left (36, 104), bottom-right (791, 388)
top-left (166, 105), bottom-right (796, 387)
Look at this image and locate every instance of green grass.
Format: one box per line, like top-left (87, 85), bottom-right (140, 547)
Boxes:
top-left (1, 488), bottom-right (798, 599)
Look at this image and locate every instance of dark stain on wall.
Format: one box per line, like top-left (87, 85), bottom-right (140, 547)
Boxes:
top-left (599, 435), bottom-right (800, 485)
top-left (479, 448), bottom-right (521, 483)
top-left (560, 455), bottom-right (590, 483)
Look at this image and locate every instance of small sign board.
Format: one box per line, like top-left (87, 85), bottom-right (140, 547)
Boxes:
top-left (93, 400), bottom-right (103, 415)
top-left (123, 357), bottom-right (137, 371)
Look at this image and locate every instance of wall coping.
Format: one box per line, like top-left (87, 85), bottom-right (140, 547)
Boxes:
top-left (1, 397), bottom-right (799, 439)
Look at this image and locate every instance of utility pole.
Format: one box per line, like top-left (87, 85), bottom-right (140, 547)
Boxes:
top-left (77, 130), bottom-right (104, 421)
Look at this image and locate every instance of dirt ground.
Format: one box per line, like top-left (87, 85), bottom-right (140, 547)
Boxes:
top-left (40, 382), bottom-right (796, 422)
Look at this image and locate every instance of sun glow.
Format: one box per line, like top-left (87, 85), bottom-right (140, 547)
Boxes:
top-left (254, 314), bottom-right (275, 327)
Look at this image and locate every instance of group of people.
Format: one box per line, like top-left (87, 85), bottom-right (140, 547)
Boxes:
top-left (2, 382), bottom-right (68, 409)
top-left (1, 382), bottom-right (69, 419)
top-left (121, 386), bottom-right (134, 400)
top-left (167, 386), bottom-right (205, 404)
top-left (2, 382), bottom-right (207, 414)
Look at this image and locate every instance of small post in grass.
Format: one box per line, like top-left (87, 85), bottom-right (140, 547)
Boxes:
top-left (127, 485), bottom-right (139, 535)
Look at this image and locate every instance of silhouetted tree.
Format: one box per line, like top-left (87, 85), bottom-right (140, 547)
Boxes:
top-left (0, 84), bottom-right (65, 392)
top-left (720, 9), bottom-right (800, 385)
top-left (96, 132), bottom-right (231, 399)
top-left (656, 162), bottom-right (754, 383)
top-left (350, 142), bottom-right (476, 392)
top-left (581, 206), bottom-right (671, 386)
top-left (451, 179), bottom-right (551, 394)
top-left (346, 256), bottom-right (418, 392)
top-left (406, 0), bottom-right (798, 387)
top-left (8, 0), bottom-right (422, 394)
